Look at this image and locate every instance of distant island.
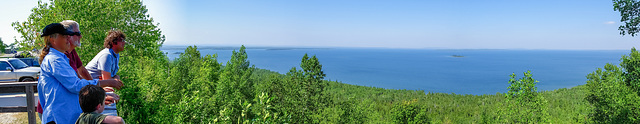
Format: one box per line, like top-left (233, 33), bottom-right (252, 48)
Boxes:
top-left (451, 55), bottom-right (464, 57)
top-left (266, 48), bottom-right (294, 50)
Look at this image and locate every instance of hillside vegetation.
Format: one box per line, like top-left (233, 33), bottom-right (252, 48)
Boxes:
top-left (115, 45), bottom-right (600, 123)
top-left (12, 0), bottom-right (640, 123)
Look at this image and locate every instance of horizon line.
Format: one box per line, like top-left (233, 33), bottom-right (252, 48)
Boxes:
top-left (160, 44), bottom-right (636, 51)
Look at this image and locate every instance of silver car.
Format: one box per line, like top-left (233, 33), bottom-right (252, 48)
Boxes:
top-left (0, 58), bottom-right (40, 82)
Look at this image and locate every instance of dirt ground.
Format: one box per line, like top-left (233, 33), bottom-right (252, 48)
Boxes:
top-left (0, 112), bottom-right (40, 124)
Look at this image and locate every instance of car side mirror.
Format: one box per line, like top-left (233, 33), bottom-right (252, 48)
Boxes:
top-left (5, 67), bottom-right (13, 72)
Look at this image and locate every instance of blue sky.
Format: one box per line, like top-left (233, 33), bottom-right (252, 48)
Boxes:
top-left (2, 0), bottom-right (639, 49)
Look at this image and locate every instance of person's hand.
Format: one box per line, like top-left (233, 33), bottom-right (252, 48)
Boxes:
top-left (112, 75), bottom-right (122, 82)
top-left (105, 93), bottom-right (120, 105)
top-left (98, 79), bottom-right (123, 90)
top-left (113, 75), bottom-right (121, 80)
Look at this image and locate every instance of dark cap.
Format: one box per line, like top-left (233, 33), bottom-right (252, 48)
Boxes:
top-left (40, 23), bottom-right (73, 37)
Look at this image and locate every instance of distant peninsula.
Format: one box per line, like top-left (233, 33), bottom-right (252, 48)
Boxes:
top-left (451, 55), bottom-right (464, 58)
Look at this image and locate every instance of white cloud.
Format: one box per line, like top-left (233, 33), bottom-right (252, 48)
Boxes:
top-left (605, 21), bottom-right (616, 25)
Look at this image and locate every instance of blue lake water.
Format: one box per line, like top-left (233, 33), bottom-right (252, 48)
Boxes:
top-left (161, 46), bottom-right (628, 95)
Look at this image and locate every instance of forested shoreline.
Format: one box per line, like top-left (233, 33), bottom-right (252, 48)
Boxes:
top-left (11, 0), bottom-right (640, 123)
top-left (113, 45), bottom-right (598, 123)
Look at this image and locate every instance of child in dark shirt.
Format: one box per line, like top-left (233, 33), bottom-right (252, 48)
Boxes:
top-left (76, 85), bottom-right (124, 124)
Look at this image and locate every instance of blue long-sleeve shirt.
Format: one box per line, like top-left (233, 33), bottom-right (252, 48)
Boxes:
top-left (38, 48), bottom-right (99, 124)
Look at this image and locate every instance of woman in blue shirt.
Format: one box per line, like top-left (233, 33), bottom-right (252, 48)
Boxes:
top-left (37, 23), bottom-right (123, 124)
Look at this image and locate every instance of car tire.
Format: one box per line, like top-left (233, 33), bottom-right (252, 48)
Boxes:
top-left (20, 77), bottom-right (35, 82)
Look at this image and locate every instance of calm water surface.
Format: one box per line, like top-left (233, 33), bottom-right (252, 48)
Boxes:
top-left (161, 46), bottom-right (628, 95)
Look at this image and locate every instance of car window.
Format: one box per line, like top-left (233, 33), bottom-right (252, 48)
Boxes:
top-left (19, 59), bottom-right (31, 65)
top-left (19, 58), bottom-right (39, 67)
top-left (9, 60), bottom-right (28, 69)
top-left (32, 61), bottom-right (40, 66)
top-left (0, 62), bottom-right (11, 71)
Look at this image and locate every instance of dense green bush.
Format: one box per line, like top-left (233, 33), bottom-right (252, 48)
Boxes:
top-left (119, 46), bottom-right (293, 123)
top-left (391, 99), bottom-right (429, 124)
top-left (255, 53), bottom-right (331, 123)
top-left (586, 48), bottom-right (640, 123)
top-left (502, 71), bottom-right (549, 123)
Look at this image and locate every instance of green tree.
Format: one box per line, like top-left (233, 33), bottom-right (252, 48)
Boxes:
top-left (214, 45), bottom-right (255, 123)
top-left (249, 92), bottom-right (291, 123)
top-left (622, 48), bottom-right (640, 94)
top-left (166, 46), bottom-right (205, 104)
top-left (259, 53), bottom-right (330, 123)
top-left (503, 71), bottom-right (549, 123)
top-left (586, 48), bottom-right (640, 123)
top-left (614, 0), bottom-right (640, 36)
top-left (391, 99), bottom-right (429, 124)
top-left (162, 46), bottom-right (222, 123)
top-left (299, 54), bottom-right (329, 122)
top-left (582, 1), bottom-right (640, 122)
top-left (0, 38), bottom-right (6, 54)
top-left (117, 56), bottom-right (168, 123)
top-left (290, 54), bottom-right (330, 123)
top-left (12, 0), bottom-right (165, 61)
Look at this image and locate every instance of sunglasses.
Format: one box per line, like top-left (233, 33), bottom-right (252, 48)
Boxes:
top-left (70, 32), bottom-right (81, 36)
top-left (118, 39), bottom-right (128, 44)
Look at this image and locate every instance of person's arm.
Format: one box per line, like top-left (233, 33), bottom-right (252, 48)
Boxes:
top-left (50, 58), bottom-right (99, 93)
top-left (101, 71), bottom-right (121, 81)
top-left (77, 66), bottom-right (93, 80)
top-left (102, 71), bottom-right (113, 80)
top-left (97, 79), bottom-right (123, 90)
top-left (103, 115), bottom-right (124, 124)
top-left (104, 93), bottom-right (120, 105)
top-left (95, 54), bottom-right (119, 80)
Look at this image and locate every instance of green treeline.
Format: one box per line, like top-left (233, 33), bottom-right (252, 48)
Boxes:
top-left (118, 46), bottom-right (640, 123)
top-left (116, 45), bottom-right (600, 123)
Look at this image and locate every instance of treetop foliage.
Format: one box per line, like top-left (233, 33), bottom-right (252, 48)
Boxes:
top-left (614, 0), bottom-right (640, 36)
top-left (12, 0), bottom-right (165, 62)
top-left (586, 48), bottom-right (640, 123)
top-left (503, 71), bottom-right (549, 123)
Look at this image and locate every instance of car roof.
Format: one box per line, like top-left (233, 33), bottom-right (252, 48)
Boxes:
top-left (0, 58), bottom-right (21, 61)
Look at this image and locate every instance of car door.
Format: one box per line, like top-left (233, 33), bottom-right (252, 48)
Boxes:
top-left (0, 61), bottom-right (17, 82)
